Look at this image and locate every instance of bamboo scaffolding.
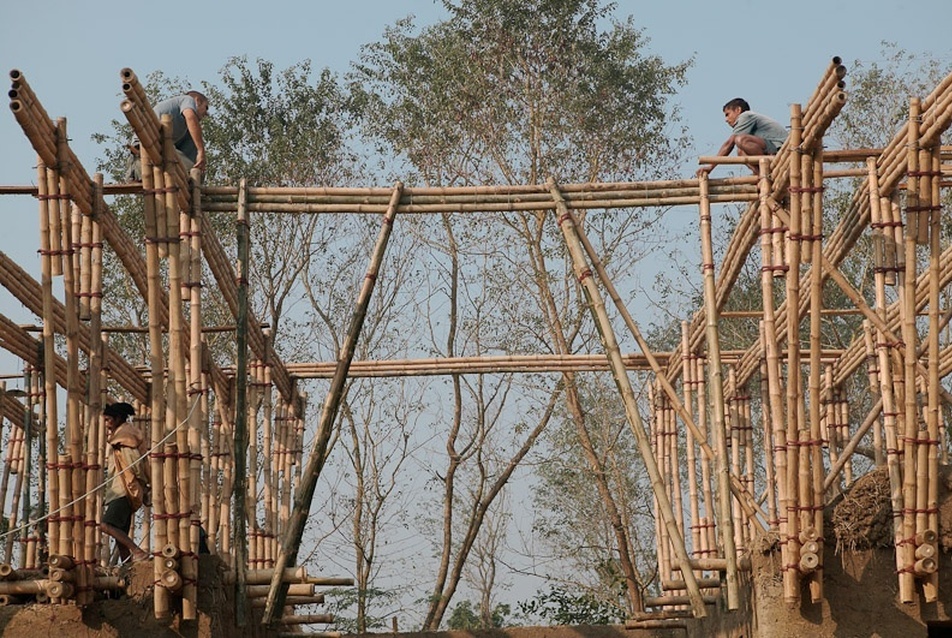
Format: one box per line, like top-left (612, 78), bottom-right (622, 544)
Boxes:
top-left (0, 57), bottom-right (949, 623)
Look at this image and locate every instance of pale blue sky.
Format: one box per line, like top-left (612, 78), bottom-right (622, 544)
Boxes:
top-left (0, 0), bottom-right (950, 310)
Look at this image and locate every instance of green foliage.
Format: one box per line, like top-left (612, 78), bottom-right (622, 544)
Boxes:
top-left (203, 57), bottom-right (358, 187)
top-left (518, 585), bottom-right (624, 625)
top-left (352, 0), bottom-right (691, 185)
top-left (447, 599), bottom-right (512, 629)
top-left (322, 586), bottom-right (399, 633)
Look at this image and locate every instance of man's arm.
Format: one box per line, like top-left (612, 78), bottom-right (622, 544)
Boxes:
top-left (696, 136), bottom-right (736, 177)
top-left (183, 108), bottom-right (206, 171)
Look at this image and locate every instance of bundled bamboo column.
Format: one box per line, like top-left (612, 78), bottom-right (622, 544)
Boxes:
top-left (187, 168), bottom-right (206, 595)
top-left (808, 144), bottom-right (826, 602)
top-left (757, 328), bottom-right (778, 530)
top-left (680, 323), bottom-right (704, 566)
top-left (726, 370), bottom-right (744, 552)
top-left (261, 355), bottom-right (276, 568)
top-left (36, 157), bottom-right (60, 560)
top-left (665, 391), bottom-right (686, 560)
top-left (650, 389), bottom-right (671, 583)
top-left (898, 98), bottom-right (921, 604)
top-left (919, 142), bottom-right (941, 601)
top-left (143, 149), bottom-right (170, 618)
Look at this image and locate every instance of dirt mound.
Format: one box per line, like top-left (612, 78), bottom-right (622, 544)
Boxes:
top-left (831, 466), bottom-right (894, 551)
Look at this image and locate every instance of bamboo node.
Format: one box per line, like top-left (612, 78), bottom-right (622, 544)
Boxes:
top-left (788, 186), bottom-right (825, 193)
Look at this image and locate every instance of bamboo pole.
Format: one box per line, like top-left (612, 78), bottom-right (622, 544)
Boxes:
top-left (696, 173), bottom-right (740, 609)
top-left (807, 145), bottom-right (825, 604)
top-left (235, 178), bottom-right (252, 625)
top-left (758, 326), bottom-right (778, 530)
top-left (922, 144), bottom-right (941, 601)
top-left (143, 155), bottom-right (169, 618)
top-left (263, 183), bottom-right (404, 624)
top-left (898, 98), bottom-right (921, 604)
top-left (680, 323), bottom-right (703, 571)
top-left (549, 179), bottom-right (707, 617)
top-left (37, 158), bottom-right (60, 558)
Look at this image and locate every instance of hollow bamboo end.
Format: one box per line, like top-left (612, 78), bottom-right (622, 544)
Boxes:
top-left (9, 69), bottom-right (21, 81)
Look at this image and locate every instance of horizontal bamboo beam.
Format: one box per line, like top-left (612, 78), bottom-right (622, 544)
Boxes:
top-left (284, 350), bottom-right (846, 378)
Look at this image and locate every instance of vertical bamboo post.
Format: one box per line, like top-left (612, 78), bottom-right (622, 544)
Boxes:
top-left (758, 326), bottom-right (778, 530)
top-left (159, 131), bottom-right (193, 618)
top-left (898, 98), bottom-right (921, 604)
top-left (681, 323), bottom-right (703, 568)
top-left (727, 370), bottom-right (743, 551)
top-left (650, 389), bottom-right (671, 583)
top-left (37, 158), bottom-right (60, 559)
top-left (144, 154), bottom-right (169, 619)
top-left (666, 392), bottom-right (685, 556)
top-left (740, 388), bottom-right (755, 542)
top-left (695, 172), bottom-right (739, 609)
top-left (234, 178), bottom-right (252, 625)
top-left (261, 354), bottom-right (276, 568)
top-left (188, 169), bottom-right (205, 594)
top-left (20, 367), bottom-right (37, 568)
top-left (264, 183), bottom-right (405, 623)
top-left (785, 106), bottom-right (804, 603)
top-left (862, 323), bottom-right (885, 467)
top-left (921, 145), bottom-right (940, 601)
top-left (695, 357), bottom-right (716, 563)
top-left (806, 147), bottom-right (825, 603)
top-left (550, 180), bottom-right (708, 617)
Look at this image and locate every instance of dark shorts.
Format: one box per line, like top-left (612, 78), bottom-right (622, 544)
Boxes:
top-left (103, 497), bottom-right (134, 534)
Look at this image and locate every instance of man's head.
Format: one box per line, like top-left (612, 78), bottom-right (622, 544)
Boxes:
top-left (187, 90), bottom-right (209, 119)
top-left (722, 97), bottom-right (750, 127)
top-left (103, 402), bottom-right (135, 432)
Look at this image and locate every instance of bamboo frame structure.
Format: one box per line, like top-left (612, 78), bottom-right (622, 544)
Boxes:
top-left (0, 56), bottom-right (949, 631)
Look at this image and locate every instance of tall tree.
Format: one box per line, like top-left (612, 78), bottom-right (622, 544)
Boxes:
top-left (353, 0), bottom-right (690, 625)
